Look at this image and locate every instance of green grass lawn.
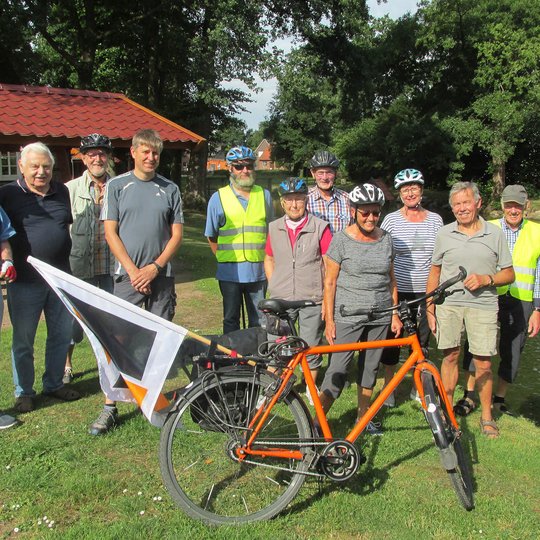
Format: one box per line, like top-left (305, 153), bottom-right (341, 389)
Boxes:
top-left (1, 211), bottom-right (539, 539)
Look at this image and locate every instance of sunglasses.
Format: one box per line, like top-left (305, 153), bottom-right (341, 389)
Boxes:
top-left (357, 209), bottom-right (381, 218)
top-left (232, 163), bottom-right (254, 171)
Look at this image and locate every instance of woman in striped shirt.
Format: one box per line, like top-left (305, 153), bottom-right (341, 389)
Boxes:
top-left (380, 169), bottom-right (443, 406)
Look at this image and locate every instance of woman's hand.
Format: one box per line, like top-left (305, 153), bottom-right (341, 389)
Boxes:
top-left (427, 309), bottom-right (437, 335)
top-left (391, 314), bottom-right (403, 337)
top-left (325, 320), bottom-right (336, 345)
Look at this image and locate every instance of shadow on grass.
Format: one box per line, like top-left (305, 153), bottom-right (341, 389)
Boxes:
top-left (518, 392), bottom-right (540, 427)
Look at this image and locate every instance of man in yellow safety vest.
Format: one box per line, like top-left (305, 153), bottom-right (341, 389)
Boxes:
top-left (205, 146), bottom-right (273, 334)
top-left (456, 185), bottom-right (540, 417)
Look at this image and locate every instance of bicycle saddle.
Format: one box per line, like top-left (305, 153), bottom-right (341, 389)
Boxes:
top-left (258, 298), bottom-right (318, 315)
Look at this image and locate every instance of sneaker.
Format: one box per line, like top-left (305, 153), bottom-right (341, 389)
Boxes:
top-left (383, 391), bottom-right (395, 408)
top-left (410, 388), bottom-right (422, 403)
top-left (365, 421), bottom-right (383, 436)
top-left (89, 407), bottom-right (118, 436)
top-left (14, 396), bottom-right (34, 413)
top-left (62, 367), bottom-right (74, 385)
top-left (0, 412), bottom-right (18, 430)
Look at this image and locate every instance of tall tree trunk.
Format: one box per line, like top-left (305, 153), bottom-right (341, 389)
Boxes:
top-left (492, 159), bottom-right (505, 200)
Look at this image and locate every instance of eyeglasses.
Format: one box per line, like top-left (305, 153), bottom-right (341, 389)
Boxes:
top-left (401, 186), bottom-right (421, 195)
top-left (357, 209), bottom-right (381, 218)
top-left (85, 151), bottom-right (108, 159)
top-left (232, 163), bottom-right (254, 171)
top-left (282, 196), bottom-right (306, 204)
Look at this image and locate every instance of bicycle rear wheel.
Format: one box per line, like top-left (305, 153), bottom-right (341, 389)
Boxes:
top-left (421, 372), bottom-right (474, 510)
top-left (159, 369), bottom-right (313, 525)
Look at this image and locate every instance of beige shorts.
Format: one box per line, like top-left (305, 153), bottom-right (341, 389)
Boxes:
top-left (436, 305), bottom-right (498, 357)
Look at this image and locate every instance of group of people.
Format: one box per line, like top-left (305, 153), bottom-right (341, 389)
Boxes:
top-left (1, 140), bottom-right (538, 442)
top-left (0, 129), bottom-right (183, 433)
top-left (205, 146), bottom-right (539, 439)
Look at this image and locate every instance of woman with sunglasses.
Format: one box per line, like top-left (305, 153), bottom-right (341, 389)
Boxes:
top-left (318, 184), bottom-right (402, 435)
top-left (378, 169), bottom-right (443, 406)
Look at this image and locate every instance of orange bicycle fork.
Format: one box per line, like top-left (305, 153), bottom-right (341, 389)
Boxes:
top-left (236, 334), bottom-right (460, 462)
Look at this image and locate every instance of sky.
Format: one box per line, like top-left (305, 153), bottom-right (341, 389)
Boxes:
top-left (227, 0), bottom-right (420, 130)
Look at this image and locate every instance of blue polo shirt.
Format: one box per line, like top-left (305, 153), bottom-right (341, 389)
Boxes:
top-left (0, 178), bottom-right (72, 282)
top-left (205, 184), bottom-right (273, 282)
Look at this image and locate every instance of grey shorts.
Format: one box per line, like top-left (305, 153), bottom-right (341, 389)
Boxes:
top-left (267, 304), bottom-right (324, 369)
top-left (113, 274), bottom-right (176, 321)
top-left (320, 321), bottom-right (388, 399)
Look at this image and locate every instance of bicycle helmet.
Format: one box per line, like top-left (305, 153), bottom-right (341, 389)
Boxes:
top-left (80, 133), bottom-right (112, 153)
top-left (225, 146), bottom-right (255, 164)
top-left (394, 168), bottom-right (424, 189)
top-left (278, 177), bottom-right (308, 197)
top-left (349, 183), bottom-right (385, 206)
top-left (309, 150), bottom-right (340, 170)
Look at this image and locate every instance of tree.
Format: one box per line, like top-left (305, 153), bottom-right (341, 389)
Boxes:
top-left (432, 3), bottom-right (540, 195)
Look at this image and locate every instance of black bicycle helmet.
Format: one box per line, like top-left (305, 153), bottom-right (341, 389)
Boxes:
top-left (309, 150), bottom-right (340, 170)
top-left (80, 133), bottom-right (113, 153)
top-left (349, 183), bottom-right (385, 206)
top-left (278, 177), bottom-right (308, 197)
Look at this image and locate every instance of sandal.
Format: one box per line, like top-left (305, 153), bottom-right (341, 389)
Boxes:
top-left (42, 387), bottom-right (81, 401)
top-left (453, 396), bottom-right (476, 417)
top-left (480, 418), bottom-right (499, 439)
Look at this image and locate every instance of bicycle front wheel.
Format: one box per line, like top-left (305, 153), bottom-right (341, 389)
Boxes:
top-left (159, 369), bottom-right (313, 525)
top-left (421, 372), bottom-right (474, 510)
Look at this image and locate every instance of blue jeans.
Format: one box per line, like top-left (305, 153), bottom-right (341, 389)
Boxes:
top-left (7, 280), bottom-right (73, 397)
top-left (218, 280), bottom-right (266, 334)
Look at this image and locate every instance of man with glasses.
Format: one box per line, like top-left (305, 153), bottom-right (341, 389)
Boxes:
top-left (205, 146), bottom-right (273, 333)
top-left (307, 150), bottom-right (352, 234)
top-left (63, 134), bottom-right (116, 384)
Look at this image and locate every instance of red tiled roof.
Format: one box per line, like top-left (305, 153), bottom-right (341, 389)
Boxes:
top-left (0, 83), bottom-right (204, 147)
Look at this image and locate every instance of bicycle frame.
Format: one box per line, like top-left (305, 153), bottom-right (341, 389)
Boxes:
top-left (239, 332), bottom-right (460, 463)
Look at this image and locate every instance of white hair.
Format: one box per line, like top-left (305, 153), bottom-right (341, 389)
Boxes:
top-left (449, 181), bottom-right (481, 204)
top-left (20, 142), bottom-right (55, 167)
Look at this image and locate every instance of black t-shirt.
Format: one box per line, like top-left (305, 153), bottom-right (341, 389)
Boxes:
top-left (0, 178), bottom-right (72, 282)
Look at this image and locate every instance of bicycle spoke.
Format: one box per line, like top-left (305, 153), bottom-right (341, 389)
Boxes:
top-left (160, 371), bottom-right (312, 524)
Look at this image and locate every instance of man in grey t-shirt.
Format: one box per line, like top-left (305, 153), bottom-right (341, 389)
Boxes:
top-left (426, 182), bottom-right (514, 439)
top-left (90, 129), bottom-right (183, 436)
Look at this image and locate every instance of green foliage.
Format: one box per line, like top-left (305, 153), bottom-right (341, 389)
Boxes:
top-left (266, 0), bottom-right (540, 201)
top-left (334, 98), bottom-right (455, 187)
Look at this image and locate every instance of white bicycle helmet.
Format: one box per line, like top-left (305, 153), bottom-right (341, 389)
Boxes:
top-left (349, 183), bottom-right (385, 206)
top-left (394, 168), bottom-right (424, 189)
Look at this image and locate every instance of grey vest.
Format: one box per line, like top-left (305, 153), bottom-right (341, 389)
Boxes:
top-left (268, 214), bottom-right (328, 302)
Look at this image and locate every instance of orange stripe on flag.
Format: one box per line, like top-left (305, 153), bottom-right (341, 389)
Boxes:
top-left (124, 380), bottom-right (148, 406)
top-left (154, 393), bottom-right (170, 412)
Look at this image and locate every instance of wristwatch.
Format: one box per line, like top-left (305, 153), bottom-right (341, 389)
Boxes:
top-left (488, 275), bottom-right (494, 287)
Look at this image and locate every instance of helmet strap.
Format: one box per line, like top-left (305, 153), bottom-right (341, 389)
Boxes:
top-left (355, 218), bottom-right (372, 236)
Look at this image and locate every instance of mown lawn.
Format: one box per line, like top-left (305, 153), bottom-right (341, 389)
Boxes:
top-left (1, 211), bottom-right (539, 539)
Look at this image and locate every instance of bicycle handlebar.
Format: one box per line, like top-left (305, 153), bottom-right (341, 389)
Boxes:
top-left (339, 266), bottom-right (467, 318)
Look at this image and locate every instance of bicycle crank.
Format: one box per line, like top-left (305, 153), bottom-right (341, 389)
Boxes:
top-left (319, 440), bottom-right (363, 482)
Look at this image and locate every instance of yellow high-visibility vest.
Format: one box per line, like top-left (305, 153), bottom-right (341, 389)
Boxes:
top-left (490, 218), bottom-right (540, 301)
top-left (216, 185), bottom-right (267, 263)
